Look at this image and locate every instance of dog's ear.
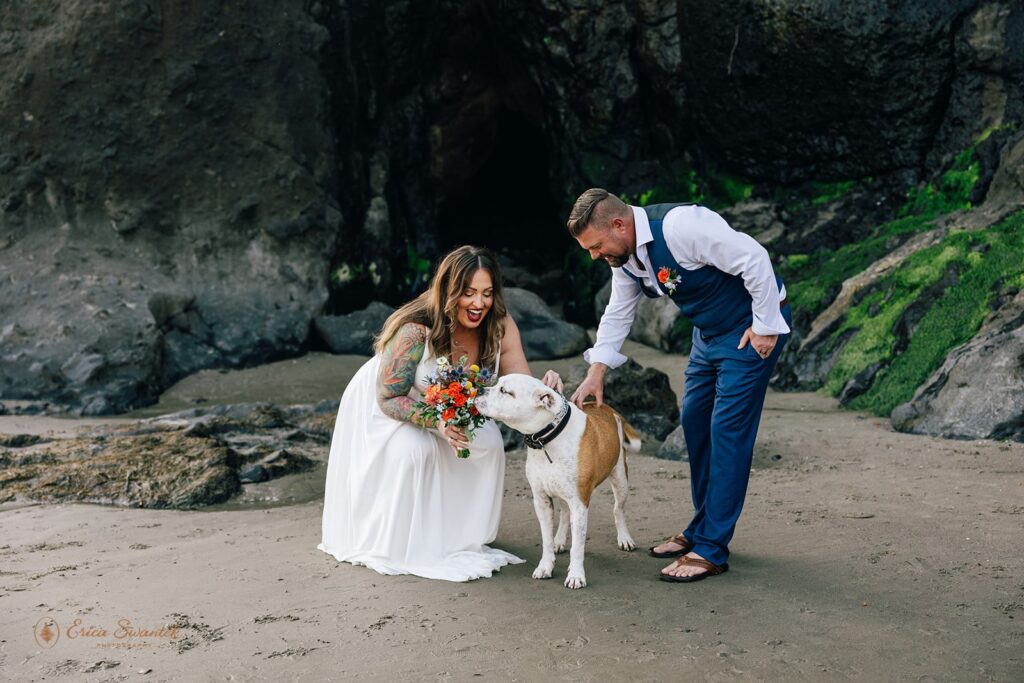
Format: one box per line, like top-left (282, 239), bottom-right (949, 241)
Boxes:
top-left (534, 387), bottom-right (556, 410)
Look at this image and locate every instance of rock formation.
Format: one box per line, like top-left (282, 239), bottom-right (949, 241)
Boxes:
top-left (0, 401), bottom-right (333, 508)
top-left (1, 0), bottom-right (1021, 441)
top-left (0, 1), bottom-right (338, 413)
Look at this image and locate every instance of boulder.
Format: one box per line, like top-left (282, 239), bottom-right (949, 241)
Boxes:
top-left (505, 288), bottom-right (591, 360)
top-left (838, 362), bottom-right (884, 406)
top-left (314, 302), bottom-right (395, 356)
top-left (496, 255), bottom-right (563, 303)
top-left (0, 432), bottom-right (241, 509)
top-left (238, 449), bottom-right (315, 484)
top-left (891, 290), bottom-right (1024, 441)
top-left (517, 320), bottom-right (592, 362)
top-left (655, 426), bottom-right (688, 461)
top-left (563, 358), bottom-right (679, 440)
top-left (505, 287), bottom-right (555, 319)
top-left (594, 281), bottom-right (692, 354)
top-left (0, 401), bottom-right (333, 508)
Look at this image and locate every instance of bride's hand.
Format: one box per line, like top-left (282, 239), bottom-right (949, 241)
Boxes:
top-left (436, 420), bottom-right (469, 451)
top-left (542, 370), bottom-right (564, 394)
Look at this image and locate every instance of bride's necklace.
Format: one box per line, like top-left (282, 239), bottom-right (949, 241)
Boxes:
top-left (451, 329), bottom-right (478, 357)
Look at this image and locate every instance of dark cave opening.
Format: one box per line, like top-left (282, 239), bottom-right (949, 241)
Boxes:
top-left (435, 109), bottom-right (569, 277)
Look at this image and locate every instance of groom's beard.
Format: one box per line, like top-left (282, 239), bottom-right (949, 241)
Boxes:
top-left (604, 253), bottom-right (630, 267)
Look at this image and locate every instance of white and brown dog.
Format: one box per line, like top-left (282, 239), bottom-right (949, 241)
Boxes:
top-left (475, 374), bottom-right (640, 589)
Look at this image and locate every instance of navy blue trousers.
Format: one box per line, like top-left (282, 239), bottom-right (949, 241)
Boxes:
top-left (680, 304), bottom-right (792, 567)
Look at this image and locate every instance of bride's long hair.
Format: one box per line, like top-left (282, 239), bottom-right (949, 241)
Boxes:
top-left (373, 246), bottom-right (507, 370)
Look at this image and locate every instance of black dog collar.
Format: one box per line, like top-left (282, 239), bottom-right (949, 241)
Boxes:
top-left (523, 399), bottom-right (571, 462)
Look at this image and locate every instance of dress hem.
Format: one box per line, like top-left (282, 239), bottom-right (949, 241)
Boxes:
top-left (317, 542), bottom-right (525, 582)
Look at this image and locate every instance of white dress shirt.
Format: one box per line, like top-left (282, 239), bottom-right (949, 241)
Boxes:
top-left (583, 204), bottom-right (791, 369)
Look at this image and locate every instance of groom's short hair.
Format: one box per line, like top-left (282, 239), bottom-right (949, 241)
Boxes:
top-left (567, 188), bottom-right (628, 237)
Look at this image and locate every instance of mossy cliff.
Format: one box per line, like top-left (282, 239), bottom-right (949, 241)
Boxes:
top-left (771, 129), bottom-right (1024, 439)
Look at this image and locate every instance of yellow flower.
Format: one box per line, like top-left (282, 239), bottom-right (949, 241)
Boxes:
top-left (469, 364), bottom-right (480, 373)
top-left (465, 381), bottom-right (474, 390)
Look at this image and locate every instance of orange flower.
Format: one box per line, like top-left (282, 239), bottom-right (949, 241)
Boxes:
top-left (453, 393), bottom-right (467, 408)
top-left (468, 387), bottom-right (477, 397)
top-left (424, 386), bottom-right (440, 403)
top-left (657, 267), bottom-right (670, 284)
top-left (442, 407), bottom-right (456, 421)
top-left (448, 382), bottom-right (463, 395)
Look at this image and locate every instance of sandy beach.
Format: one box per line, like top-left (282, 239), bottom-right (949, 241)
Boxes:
top-left (1, 342), bottom-right (1022, 681)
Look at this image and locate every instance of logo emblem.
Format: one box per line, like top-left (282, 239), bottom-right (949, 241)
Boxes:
top-left (34, 617), bottom-right (60, 649)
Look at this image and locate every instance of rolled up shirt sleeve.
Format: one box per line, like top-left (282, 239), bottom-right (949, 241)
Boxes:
top-left (664, 206), bottom-right (791, 336)
top-left (583, 266), bottom-right (643, 369)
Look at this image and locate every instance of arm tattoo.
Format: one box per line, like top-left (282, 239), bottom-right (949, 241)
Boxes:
top-left (376, 324), bottom-right (436, 428)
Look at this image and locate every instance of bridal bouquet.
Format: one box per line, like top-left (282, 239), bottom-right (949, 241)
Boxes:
top-left (415, 355), bottom-right (494, 458)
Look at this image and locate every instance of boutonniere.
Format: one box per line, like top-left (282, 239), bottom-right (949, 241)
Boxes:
top-left (657, 266), bottom-right (681, 294)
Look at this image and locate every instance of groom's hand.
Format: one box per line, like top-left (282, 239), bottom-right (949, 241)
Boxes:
top-left (571, 363), bottom-right (608, 408)
top-left (738, 328), bottom-right (778, 359)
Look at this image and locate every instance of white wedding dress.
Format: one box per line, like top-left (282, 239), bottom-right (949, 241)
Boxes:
top-left (317, 339), bottom-right (524, 581)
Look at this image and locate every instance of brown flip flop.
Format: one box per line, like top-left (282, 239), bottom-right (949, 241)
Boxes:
top-left (659, 555), bottom-right (728, 583)
top-left (648, 533), bottom-right (693, 558)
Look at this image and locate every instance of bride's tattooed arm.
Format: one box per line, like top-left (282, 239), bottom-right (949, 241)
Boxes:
top-left (376, 323), bottom-right (436, 428)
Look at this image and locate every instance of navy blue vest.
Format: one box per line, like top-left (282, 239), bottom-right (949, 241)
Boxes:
top-left (621, 203), bottom-right (783, 338)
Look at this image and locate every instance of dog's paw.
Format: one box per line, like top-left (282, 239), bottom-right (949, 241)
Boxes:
top-left (553, 541), bottom-right (567, 554)
top-left (532, 564), bottom-right (554, 580)
top-left (563, 573), bottom-right (587, 589)
top-left (617, 537), bottom-right (637, 551)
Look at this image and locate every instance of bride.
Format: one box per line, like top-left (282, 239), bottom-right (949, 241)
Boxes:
top-left (318, 245), bottom-right (564, 581)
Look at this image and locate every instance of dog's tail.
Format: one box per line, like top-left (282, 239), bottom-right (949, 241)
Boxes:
top-left (620, 419), bottom-right (642, 453)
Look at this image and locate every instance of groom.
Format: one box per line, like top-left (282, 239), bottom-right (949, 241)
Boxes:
top-left (567, 188), bottom-right (791, 582)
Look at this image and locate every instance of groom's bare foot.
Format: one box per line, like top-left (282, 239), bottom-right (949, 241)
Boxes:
top-left (661, 551), bottom-right (709, 579)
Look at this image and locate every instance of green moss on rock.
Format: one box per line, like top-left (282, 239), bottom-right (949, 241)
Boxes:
top-left (899, 147), bottom-right (980, 218)
top-left (780, 214), bottom-right (935, 315)
top-left (848, 211), bottom-right (1024, 415)
top-left (810, 180), bottom-right (859, 205)
top-left (621, 163), bottom-right (754, 211)
top-left (704, 169), bottom-right (754, 207)
top-left (779, 135), bottom-right (992, 323)
top-left (823, 240), bottom-right (965, 396)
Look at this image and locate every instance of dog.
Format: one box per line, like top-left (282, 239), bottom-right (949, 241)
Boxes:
top-left (475, 373), bottom-right (640, 589)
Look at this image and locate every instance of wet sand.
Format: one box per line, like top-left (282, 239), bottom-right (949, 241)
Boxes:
top-left (1, 342), bottom-right (1022, 680)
